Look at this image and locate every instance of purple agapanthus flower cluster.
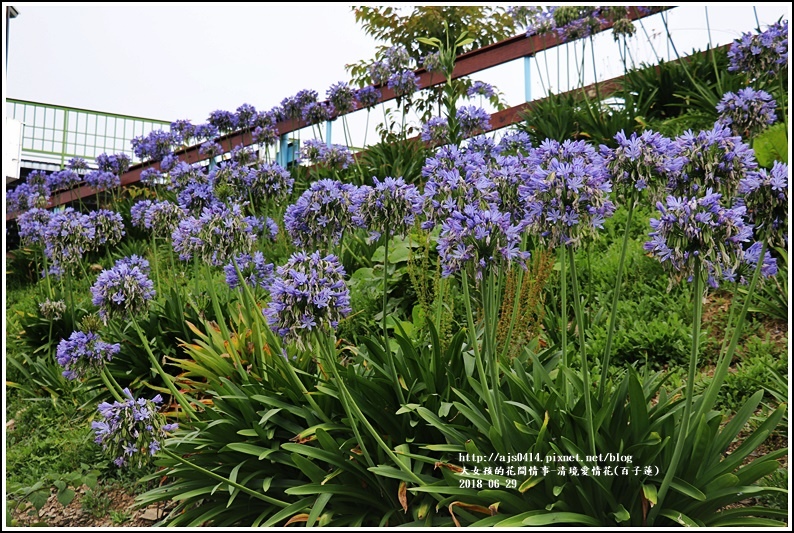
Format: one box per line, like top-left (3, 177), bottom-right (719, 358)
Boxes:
top-left (644, 190), bottom-right (754, 288)
top-left (353, 176), bottom-right (423, 241)
top-left (456, 106), bottom-right (491, 137)
top-left (44, 208), bottom-right (96, 276)
top-left (327, 82), bottom-right (357, 115)
top-left (142, 200), bottom-right (185, 239)
top-left (7, 180), bottom-right (50, 213)
top-left (519, 139), bottom-right (616, 248)
top-left (170, 119), bottom-right (196, 145)
top-left (56, 330), bottom-right (120, 380)
top-left (603, 129), bottom-right (678, 201)
top-left (224, 252), bottom-right (275, 291)
top-left (96, 153), bottom-right (131, 175)
top-left (208, 109), bottom-right (239, 133)
top-left (253, 122), bottom-right (279, 146)
top-left (131, 130), bottom-right (176, 162)
top-left (85, 170), bottom-right (121, 192)
top-left (235, 103), bottom-right (258, 130)
top-left (264, 251), bottom-right (351, 347)
top-left (737, 161), bottom-right (788, 247)
top-left (300, 140), bottom-right (353, 170)
top-left (741, 241), bottom-right (779, 280)
top-left (302, 101), bottom-right (334, 125)
top-left (91, 260), bottom-right (156, 322)
top-left (171, 202), bottom-right (258, 266)
top-left (421, 116), bottom-right (449, 145)
top-left (68, 157), bottom-right (89, 171)
top-left (356, 86), bottom-right (382, 108)
top-left (199, 140), bottom-right (224, 159)
top-left (437, 204), bottom-right (529, 279)
top-left (17, 207), bottom-right (52, 246)
top-left (176, 181), bottom-right (218, 214)
top-left (495, 130), bottom-right (533, 157)
top-left (282, 89), bottom-right (319, 120)
top-left (250, 162), bottom-right (294, 202)
top-left (284, 179), bottom-right (361, 249)
top-left (91, 388), bottom-right (178, 468)
top-left (467, 81), bottom-right (496, 99)
top-left (715, 87), bottom-right (778, 138)
top-left (47, 168), bottom-right (81, 192)
top-left (387, 70), bottom-right (420, 98)
top-left (115, 255), bottom-right (151, 274)
top-left (420, 145), bottom-right (479, 230)
top-left (139, 168), bottom-right (164, 187)
top-left (159, 153), bottom-right (179, 173)
top-left (466, 135), bottom-right (497, 158)
top-left (39, 298), bottom-right (66, 320)
top-left (130, 200), bottom-right (154, 229)
top-left (668, 125), bottom-right (758, 199)
top-left (728, 20), bottom-right (788, 80)
top-left (88, 209), bottom-right (125, 248)
top-left (169, 161), bottom-right (207, 192)
top-left (422, 51), bottom-right (443, 73)
top-left (194, 123), bottom-right (220, 141)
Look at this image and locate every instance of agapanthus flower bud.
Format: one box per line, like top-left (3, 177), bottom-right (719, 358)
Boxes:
top-left (39, 298), bottom-right (66, 320)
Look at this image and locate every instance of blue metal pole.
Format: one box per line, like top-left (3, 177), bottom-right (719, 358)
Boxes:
top-left (524, 55), bottom-right (532, 103)
top-left (326, 121), bottom-right (333, 147)
top-left (278, 133), bottom-right (288, 166)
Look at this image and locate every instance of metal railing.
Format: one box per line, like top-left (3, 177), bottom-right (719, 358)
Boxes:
top-left (6, 99), bottom-right (171, 168)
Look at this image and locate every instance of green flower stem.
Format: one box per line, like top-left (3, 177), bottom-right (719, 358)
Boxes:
top-left (461, 272), bottom-right (501, 437)
top-left (381, 227), bottom-right (406, 405)
top-left (151, 234), bottom-right (161, 298)
top-left (100, 366), bottom-right (125, 403)
top-left (131, 315), bottom-right (199, 422)
top-left (599, 198), bottom-right (635, 400)
top-left (568, 246), bottom-right (596, 456)
top-left (484, 269), bottom-right (503, 436)
top-left (559, 246), bottom-right (569, 402)
top-left (650, 258), bottom-right (703, 523)
top-left (160, 448), bottom-right (289, 508)
top-left (696, 240), bottom-right (768, 420)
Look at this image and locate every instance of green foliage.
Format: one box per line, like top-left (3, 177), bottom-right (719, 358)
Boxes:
top-left (753, 123), bottom-right (788, 167)
top-left (358, 137), bottom-right (432, 186)
top-left (517, 92), bottom-right (582, 145)
top-left (718, 335), bottom-right (787, 412)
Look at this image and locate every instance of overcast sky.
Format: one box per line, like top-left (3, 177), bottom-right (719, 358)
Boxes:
top-left (3, 3), bottom-right (792, 134)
